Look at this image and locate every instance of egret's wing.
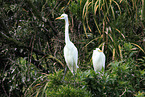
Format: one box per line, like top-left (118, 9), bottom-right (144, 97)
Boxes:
top-left (92, 50), bottom-right (99, 71)
top-left (64, 46), bottom-right (72, 66)
top-left (71, 44), bottom-right (78, 74)
top-left (73, 46), bottom-right (78, 68)
top-left (64, 46), bottom-right (73, 74)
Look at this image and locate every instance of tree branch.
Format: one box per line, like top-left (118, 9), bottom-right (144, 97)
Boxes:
top-left (24, 0), bottom-right (58, 35)
top-left (0, 31), bottom-right (64, 71)
top-left (0, 17), bottom-right (11, 37)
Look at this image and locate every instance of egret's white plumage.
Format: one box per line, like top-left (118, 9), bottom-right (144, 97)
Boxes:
top-left (56, 14), bottom-right (78, 75)
top-left (92, 48), bottom-right (105, 72)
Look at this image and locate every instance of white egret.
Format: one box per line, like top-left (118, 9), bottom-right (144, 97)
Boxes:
top-left (56, 14), bottom-right (79, 78)
top-left (92, 48), bottom-right (105, 72)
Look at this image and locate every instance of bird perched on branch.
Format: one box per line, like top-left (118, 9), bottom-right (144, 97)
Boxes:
top-left (92, 48), bottom-right (105, 72)
top-left (56, 14), bottom-right (79, 80)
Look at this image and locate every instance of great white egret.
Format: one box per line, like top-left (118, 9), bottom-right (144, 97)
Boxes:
top-left (92, 48), bottom-right (105, 72)
top-left (56, 14), bottom-right (79, 77)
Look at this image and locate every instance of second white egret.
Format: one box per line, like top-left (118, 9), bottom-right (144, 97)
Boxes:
top-left (92, 48), bottom-right (105, 72)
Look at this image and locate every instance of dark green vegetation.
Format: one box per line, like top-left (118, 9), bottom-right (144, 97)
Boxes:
top-left (0, 0), bottom-right (145, 96)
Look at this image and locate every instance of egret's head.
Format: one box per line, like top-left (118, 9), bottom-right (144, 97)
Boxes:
top-left (56, 14), bottom-right (68, 20)
top-left (95, 48), bottom-right (102, 52)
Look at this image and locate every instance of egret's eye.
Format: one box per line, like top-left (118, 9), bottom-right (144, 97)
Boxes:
top-left (61, 16), bottom-right (64, 18)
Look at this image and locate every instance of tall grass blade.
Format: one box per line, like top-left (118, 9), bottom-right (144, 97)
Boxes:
top-left (86, 1), bottom-right (92, 32)
top-left (131, 43), bottom-right (145, 54)
top-left (113, 0), bottom-right (121, 15)
top-left (118, 45), bottom-right (123, 60)
top-left (113, 48), bottom-right (115, 60)
top-left (82, 0), bottom-right (90, 38)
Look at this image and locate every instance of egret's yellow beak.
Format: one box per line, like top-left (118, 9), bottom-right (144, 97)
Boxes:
top-left (98, 50), bottom-right (103, 52)
top-left (55, 17), bottom-right (62, 20)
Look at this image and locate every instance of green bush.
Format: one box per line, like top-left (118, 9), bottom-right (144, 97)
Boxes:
top-left (84, 58), bottom-right (145, 97)
top-left (24, 70), bottom-right (91, 96)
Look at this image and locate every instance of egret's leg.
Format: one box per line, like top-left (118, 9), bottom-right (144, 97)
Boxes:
top-left (62, 66), bottom-right (67, 82)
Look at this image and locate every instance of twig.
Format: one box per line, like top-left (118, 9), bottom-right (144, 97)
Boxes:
top-left (119, 88), bottom-right (126, 97)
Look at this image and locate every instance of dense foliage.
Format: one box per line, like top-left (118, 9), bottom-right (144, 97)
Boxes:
top-left (0, 0), bottom-right (145, 96)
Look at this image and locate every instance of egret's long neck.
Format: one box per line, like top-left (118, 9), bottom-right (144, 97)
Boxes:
top-left (65, 18), bottom-right (70, 44)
